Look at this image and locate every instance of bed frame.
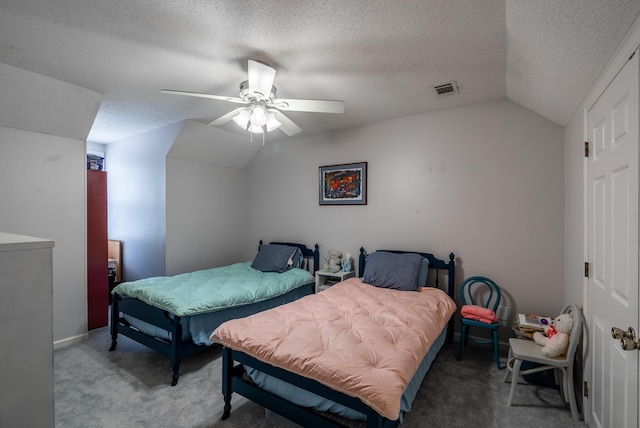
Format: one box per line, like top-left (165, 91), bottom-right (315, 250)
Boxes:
top-left (109, 241), bottom-right (319, 386)
top-left (220, 247), bottom-right (456, 428)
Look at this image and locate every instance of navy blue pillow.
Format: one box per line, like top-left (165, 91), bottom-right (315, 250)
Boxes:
top-left (251, 244), bottom-right (299, 273)
top-left (362, 251), bottom-right (424, 291)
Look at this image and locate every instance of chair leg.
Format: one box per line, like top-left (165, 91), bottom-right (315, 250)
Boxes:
top-left (566, 366), bottom-right (579, 421)
top-left (458, 325), bottom-right (467, 361)
top-left (555, 368), bottom-right (567, 402)
top-left (502, 347), bottom-right (513, 382)
top-left (492, 329), bottom-right (501, 370)
top-left (507, 358), bottom-right (522, 407)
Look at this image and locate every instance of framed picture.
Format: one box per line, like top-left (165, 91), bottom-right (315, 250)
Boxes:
top-left (319, 162), bottom-right (367, 205)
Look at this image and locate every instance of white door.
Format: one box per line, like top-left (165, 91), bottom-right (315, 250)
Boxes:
top-left (588, 50), bottom-right (639, 428)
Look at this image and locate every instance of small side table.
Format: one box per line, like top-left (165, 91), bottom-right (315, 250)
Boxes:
top-left (315, 270), bottom-right (355, 293)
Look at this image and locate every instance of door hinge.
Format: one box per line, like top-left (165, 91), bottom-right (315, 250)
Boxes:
top-left (584, 262), bottom-right (589, 278)
top-left (584, 141), bottom-right (589, 157)
top-left (584, 381), bottom-right (589, 397)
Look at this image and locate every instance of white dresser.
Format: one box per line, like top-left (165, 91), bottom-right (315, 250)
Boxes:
top-left (0, 232), bottom-right (55, 427)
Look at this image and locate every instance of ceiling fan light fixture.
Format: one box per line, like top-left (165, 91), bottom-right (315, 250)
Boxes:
top-left (233, 107), bottom-right (281, 134)
top-left (250, 105), bottom-right (268, 127)
top-left (265, 112), bottom-right (281, 132)
top-left (163, 59), bottom-right (343, 140)
top-left (232, 109), bottom-right (251, 129)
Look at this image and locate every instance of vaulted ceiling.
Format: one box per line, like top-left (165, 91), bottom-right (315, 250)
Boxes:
top-left (1, 0), bottom-right (639, 144)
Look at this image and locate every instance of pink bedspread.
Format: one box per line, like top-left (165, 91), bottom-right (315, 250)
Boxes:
top-left (211, 277), bottom-right (456, 420)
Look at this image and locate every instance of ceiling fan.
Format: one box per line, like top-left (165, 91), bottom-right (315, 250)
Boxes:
top-left (161, 60), bottom-right (344, 137)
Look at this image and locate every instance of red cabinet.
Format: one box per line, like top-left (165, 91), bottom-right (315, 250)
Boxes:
top-left (87, 169), bottom-right (108, 330)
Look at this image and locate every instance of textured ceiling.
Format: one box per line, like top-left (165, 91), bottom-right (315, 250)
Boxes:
top-left (0, 0), bottom-right (639, 144)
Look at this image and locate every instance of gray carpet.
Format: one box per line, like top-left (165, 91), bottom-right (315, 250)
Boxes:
top-left (54, 327), bottom-right (588, 428)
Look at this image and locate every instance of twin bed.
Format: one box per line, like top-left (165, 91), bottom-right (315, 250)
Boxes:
top-left (110, 241), bottom-right (456, 426)
top-left (212, 247), bottom-right (456, 428)
top-left (109, 241), bottom-right (320, 385)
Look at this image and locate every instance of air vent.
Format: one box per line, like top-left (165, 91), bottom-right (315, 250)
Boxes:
top-left (434, 81), bottom-right (459, 96)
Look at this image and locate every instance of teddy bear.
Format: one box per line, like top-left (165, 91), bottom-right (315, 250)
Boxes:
top-left (532, 313), bottom-right (573, 358)
top-left (323, 250), bottom-right (343, 272)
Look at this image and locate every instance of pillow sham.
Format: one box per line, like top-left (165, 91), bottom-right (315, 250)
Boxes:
top-left (251, 244), bottom-right (300, 273)
top-left (418, 257), bottom-right (430, 287)
top-left (362, 251), bottom-right (424, 291)
top-left (290, 247), bottom-right (304, 269)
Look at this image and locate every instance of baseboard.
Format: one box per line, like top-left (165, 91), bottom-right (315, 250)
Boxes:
top-left (54, 333), bottom-right (88, 350)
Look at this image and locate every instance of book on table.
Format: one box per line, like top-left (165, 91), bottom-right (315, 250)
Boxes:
top-left (517, 313), bottom-right (552, 331)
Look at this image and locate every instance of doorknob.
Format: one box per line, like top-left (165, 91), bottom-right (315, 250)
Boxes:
top-left (621, 336), bottom-right (639, 351)
top-left (611, 326), bottom-right (635, 340)
top-left (612, 326), bottom-right (639, 351)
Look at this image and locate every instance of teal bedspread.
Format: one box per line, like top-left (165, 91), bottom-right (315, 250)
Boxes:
top-left (112, 262), bottom-right (313, 317)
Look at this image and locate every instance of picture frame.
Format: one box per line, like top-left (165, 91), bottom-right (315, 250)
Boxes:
top-left (319, 162), bottom-right (367, 205)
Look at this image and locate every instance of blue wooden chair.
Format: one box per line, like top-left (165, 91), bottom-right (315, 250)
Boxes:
top-left (457, 276), bottom-right (502, 369)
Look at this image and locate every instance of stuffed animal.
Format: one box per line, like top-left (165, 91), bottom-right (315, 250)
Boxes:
top-left (323, 250), bottom-right (343, 272)
top-left (532, 313), bottom-right (573, 358)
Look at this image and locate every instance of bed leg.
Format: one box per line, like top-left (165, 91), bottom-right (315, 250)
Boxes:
top-left (221, 346), bottom-right (233, 420)
top-left (221, 394), bottom-right (232, 420)
top-left (109, 296), bottom-right (118, 351)
top-left (171, 367), bottom-right (179, 386)
top-left (170, 317), bottom-right (183, 386)
top-left (108, 322), bottom-right (117, 352)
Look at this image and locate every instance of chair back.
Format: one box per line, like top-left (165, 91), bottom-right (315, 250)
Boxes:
top-left (459, 276), bottom-right (501, 312)
top-left (561, 303), bottom-right (583, 361)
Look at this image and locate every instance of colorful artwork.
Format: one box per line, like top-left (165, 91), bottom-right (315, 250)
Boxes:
top-left (319, 162), bottom-right (367, 205)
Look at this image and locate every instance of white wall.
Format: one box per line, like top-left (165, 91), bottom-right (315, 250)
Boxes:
top-left (0, 126), bottom-right (88, 344)
top-left (106, 120), bottom-right (250, 279)
top-left (165, 157), bottom-right (246, 275)
top-left (0, 63), bottom-right (102, 346)
top-left (105, 122), bottom-right (182, 281)
top-left (163, 120), bottom-right (255, 275)
top-left (246, 99), bottom-right (565, 336)
top-left (563, 112), bottom-right (586, 307)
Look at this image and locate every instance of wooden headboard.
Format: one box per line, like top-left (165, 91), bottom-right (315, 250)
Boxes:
top-left (358, 247), bottom-right (456, 342)
top-left (260, 240), bottom-right (320, 274)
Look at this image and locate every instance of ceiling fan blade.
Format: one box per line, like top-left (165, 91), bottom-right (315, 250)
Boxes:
top-left (161, 89), bottom-right (246, 104)
top-left (208, 108), bottom-right (245, 126)
top-left (247, 60), bottom-right (276, 98)
top-left (272, 110), bottom-right (302, 136)
top-left (272, 98), bottom-right (344, 114)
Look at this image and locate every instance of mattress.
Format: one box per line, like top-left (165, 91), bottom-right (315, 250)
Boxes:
top-left (245, 327), bottom-right (448, 422)
top-left (123, 284), bottom-right (312, 346)
top-left (212, 278), bottom-right (456, 420)
top-left (112, 261), bottom-right (313, 316)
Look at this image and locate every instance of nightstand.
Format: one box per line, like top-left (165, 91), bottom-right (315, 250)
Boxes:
top-left (315, 270), bottom-right (356, 293)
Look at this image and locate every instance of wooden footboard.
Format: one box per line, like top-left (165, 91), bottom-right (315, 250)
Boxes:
top-left (221, 347), bottom-right (400, 428)
top-left (108, 240), bottom-right (319, 386)
top-left (110, 282), bottom-right (315, 386)
top-left (109, 295), bottom-right (207, 386)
